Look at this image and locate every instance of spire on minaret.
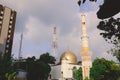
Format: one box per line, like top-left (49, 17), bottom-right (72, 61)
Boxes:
top-left (80, 13), bottom-right (92, 80)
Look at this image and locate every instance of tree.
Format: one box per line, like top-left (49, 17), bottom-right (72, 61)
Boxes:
top-left (74, 67), bottom-right (82, 80)
top-left (0, 52), bottom-right (16, 80)
top-left (75, 58), bottom-right (120, 80)
top-left (97, 17), bottom-right (120, 62)
top-left (5, 72), bottom-right (17, 80)
top-left (26, 59), bottom-right (51, 80)
top-left (26, 53), bottom-right (55, 80)
top-left (78, 0), bottom-right (120, 19)
top-left (39, 52), bottom-right (56, 64)
top-left (97, 0), bottom-right (120, 19)
top-left (78, 0), bottom-right (97, 6)
top-left (90, 58), bottom-right (120, 80)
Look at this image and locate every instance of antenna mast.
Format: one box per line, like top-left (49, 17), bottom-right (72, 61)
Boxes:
top-left (52, 27), bottom-right (57, 59)
top-left (18, 33), bottom-right (23, 60)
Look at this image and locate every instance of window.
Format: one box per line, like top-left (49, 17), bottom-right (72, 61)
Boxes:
top-left (0, 21), bottom-right (2, 24)
top-left (9, 25), bottom-right (12, 28)
top-left (8, 30), bottom-right (11, 33)
top-left (0, 16), bottom-right (3, 19)
top-left (9, 21), bottom-right (12, 24)
top-left (1, 11), bottom-right (3, 14)
top-left (6, 50), bottom-right (8, 53)
top-left (7, 39), bottom-right (10, 43)
top-left (8, 35), bottom-right (10, 38)
top-left (6, 44), bottom-right (9, 48)
top-left (10, 16), bottom-right (13, 19)
top-left (82, 22), bottom-right (85, 24)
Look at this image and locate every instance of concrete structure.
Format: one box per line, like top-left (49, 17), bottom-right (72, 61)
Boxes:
top-left (80, 13), bottom-right (92, 80)
top-left (49, 51), bottom-right (81, 80)
top-left (16, 69), bottom-right (27, 80)
top-left (0, 4), bottom-right (17, 58)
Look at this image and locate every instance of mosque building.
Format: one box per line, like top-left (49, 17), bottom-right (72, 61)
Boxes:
top-left (15, 13), bottom-right (92, 80)
top-left (49, 13), bottom-right (92, 80)
top-left (49, 50), bottom-right (81, 80)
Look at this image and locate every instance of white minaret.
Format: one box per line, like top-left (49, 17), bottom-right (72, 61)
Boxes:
top-left (81, 13), bottom-right (92, 80)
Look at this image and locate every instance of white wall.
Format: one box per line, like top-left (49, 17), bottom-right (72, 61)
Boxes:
top-left (50, 60), bottom-right (81, 80)
top-left (50, 65), bottom-right (62, 79)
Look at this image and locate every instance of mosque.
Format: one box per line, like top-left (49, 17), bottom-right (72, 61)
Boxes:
top-left (15, 13), bottom-right (92, 80)
top-left (49, 50), bottom-right (81, 80)
top-left (49, 13), bottom-right (92, 80)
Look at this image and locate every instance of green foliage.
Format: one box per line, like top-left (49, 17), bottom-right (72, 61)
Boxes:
top-left (26, 52), bottom-right (55, 80)
top-left (75, 58), bottom-right (120, 80)
top-left (77, 61), bottom-right (82, 65)
top-left (0, 52), bottom-right (55, 80)
top-left (75, 67), bottom-right (82, 80)
top-left (91, 58), bottom-right (120, 80)
top-left (85, 77), bottom-right (94, 80)
top-left (0, 52), bottom-right (16, 80)
top-left (27, 60), bottom-right (51, 80)
top-left (39, 52), bottom-right (56, 64)
top-left (5, 72), bottom-right (17, 80)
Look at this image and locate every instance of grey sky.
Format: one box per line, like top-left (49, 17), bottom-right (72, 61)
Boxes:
top-left (0, 0), bottom-right (118, 62)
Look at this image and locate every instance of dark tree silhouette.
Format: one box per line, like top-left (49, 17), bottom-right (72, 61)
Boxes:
top-left (97, 17), bottom-right (120, 62)
top-left (26, 53), bottom-right (55, 80)
top-left (0, 52), bottom-right (16, 80)
top-left (78, 0), bottom-right (97, 6)
top-left (78, 0), bottom-right (120, 19)
top-left (97, 0), bottom-right (120, 19)
top-left (39, 52), bottom-right (56, 64)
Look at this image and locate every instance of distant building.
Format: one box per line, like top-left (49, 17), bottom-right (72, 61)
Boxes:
top-left (0, 4), bottom-right (17, 58)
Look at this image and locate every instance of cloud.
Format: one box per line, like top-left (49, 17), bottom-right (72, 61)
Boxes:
top-left (0, 0), bottom-right (119, 62)
top-left (24, 16), bottom-right (51, 44)
top-left (99, 52), bottom-right (117, 62)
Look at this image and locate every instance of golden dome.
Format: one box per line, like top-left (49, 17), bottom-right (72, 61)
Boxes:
top-left (60, 51), bottom-right (77, 64)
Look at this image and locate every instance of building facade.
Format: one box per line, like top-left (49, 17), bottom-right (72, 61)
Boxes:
top-left (0, 4), bottom-right (17, 58)
top-left (49, 51), bottom-right (81, 80)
